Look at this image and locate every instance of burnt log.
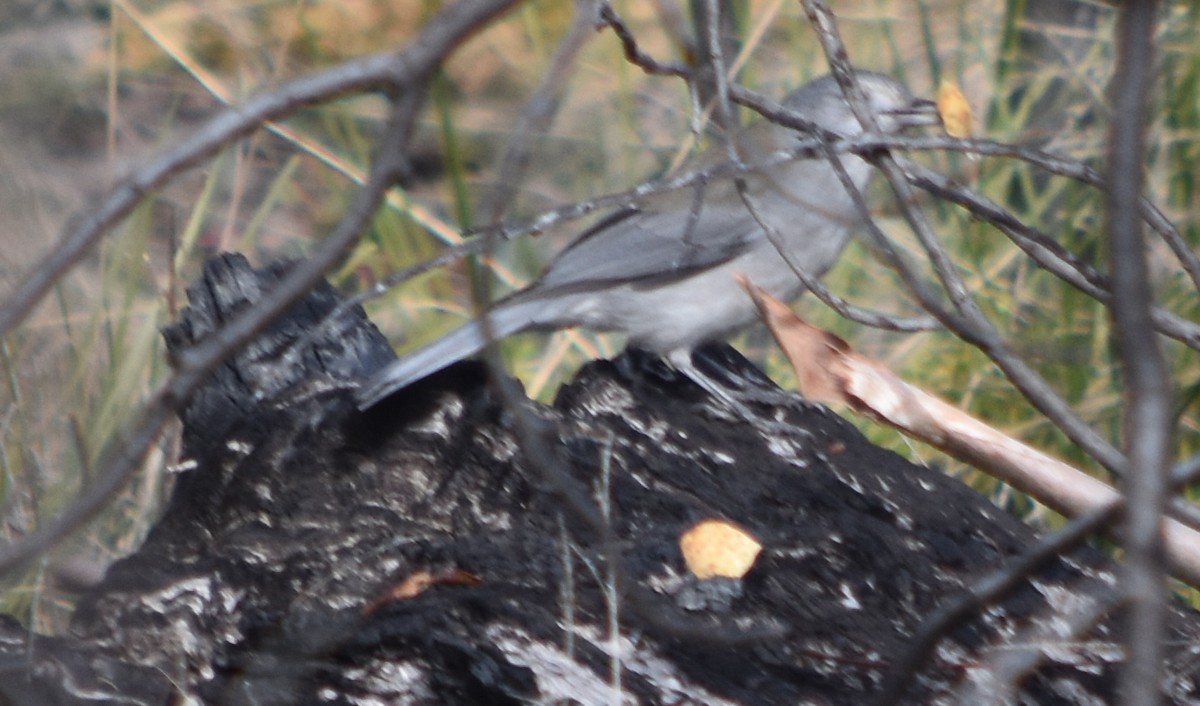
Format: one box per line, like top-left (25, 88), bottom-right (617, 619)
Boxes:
top-left (4, 252), bottom-right (1200, 705)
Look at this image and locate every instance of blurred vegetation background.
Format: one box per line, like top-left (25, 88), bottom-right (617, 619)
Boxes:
top-left (0, 0), bottom-right (1197, 631)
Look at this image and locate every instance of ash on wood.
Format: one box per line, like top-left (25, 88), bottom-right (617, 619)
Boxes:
top-left (4, 252), bottom-right (1200, 705)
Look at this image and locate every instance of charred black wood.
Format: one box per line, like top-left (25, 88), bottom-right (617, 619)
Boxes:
top-left (4, 253), bottom-right (1199, 705)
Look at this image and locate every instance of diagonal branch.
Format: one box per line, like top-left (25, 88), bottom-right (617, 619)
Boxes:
top-left (800, 0), bottom-right (1128, 480)
top-left (0, 0), bottom-right (523, 576)
top-left (0, 0), bottom-right (522, 342)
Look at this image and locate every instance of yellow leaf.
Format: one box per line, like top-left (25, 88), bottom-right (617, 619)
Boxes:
top-left (680, 519), bottom-right (762, 579)
top-left (937, 79), bottom-right (973, 139)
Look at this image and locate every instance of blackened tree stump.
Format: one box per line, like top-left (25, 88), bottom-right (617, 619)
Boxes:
top-left (3, 253), bottom-right (1199, 705)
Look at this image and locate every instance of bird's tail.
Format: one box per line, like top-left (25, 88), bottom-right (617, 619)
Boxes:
top-left (355, 298), bottom-right (542, 410)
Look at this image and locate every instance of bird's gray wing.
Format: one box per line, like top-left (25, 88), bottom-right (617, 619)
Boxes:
top-left (531, 181), bottom-right (763, 295)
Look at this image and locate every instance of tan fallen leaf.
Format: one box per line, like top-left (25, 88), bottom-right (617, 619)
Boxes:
top-left (362, 568), bottom-right (482, 614)
top-left (680, 518), bottom-right (763, 580)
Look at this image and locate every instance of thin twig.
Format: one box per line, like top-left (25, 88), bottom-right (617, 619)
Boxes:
top-left (800, 0), bottom-right (1128, 480)
top-left (290, 129), bottom-right (952, 355)
top-left (598, 2), bottom-right (689, 78)
top-left (901, 161), bottom-right (1200, 352)
top-left (479, 0), bottom-right (598, 226)
top-left (876, 454), bottom-right (1200, 705)
top-left (951, 579), bottom-right (1115, 705)
top-left (795, 272), bottom-right (939, 332)
top-left (0, 0), bottom-right (523, 575)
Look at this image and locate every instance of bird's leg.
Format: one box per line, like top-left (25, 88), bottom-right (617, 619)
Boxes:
top-left (666, 348), bottom-right (803, 428)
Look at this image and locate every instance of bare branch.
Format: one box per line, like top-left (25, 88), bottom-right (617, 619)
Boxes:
top-left (479, 0), bottom-right (599, 226)
top-left (0, 0), bottom-right (523, 575)
top-left (877, 454), bottom-right (1200, 705)
top-left (0, 0), bottom-right (523, 343)
top-left (1107, 2), bottom-right (1171, 704)
top-left (693, 0), bottom-right (739, 134)
top-left (901, 161), bottom-right (1200, 351)
top-left (799, 0), bottom-right (1128, 480)
top-left (598, 2), bottom-right (690, 78)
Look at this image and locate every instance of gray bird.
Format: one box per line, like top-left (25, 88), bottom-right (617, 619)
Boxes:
top-left (357, 72), bottom-right (939, 409)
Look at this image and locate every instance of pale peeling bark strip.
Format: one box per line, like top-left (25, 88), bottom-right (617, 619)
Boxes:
top-left (739, 276), bottom-right (1200, 589)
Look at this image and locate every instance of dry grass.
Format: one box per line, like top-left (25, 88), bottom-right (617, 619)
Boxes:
top-left (1, 0), bottom-right (1197, 627)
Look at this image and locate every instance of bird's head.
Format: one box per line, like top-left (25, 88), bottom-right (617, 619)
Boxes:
top-left (783, 72), bottom-right (940, 137)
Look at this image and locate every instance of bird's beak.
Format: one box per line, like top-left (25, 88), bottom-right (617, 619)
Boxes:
top-left (886, 98), bottom-right (942, 129)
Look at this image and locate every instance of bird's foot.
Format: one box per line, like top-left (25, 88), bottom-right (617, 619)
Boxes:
top-left (666, 346), bottom-right (807, 432)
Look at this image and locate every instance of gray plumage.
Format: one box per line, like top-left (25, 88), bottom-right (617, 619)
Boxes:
top-left (357, 72), bottom-right (937, 409)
